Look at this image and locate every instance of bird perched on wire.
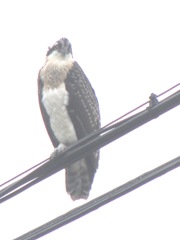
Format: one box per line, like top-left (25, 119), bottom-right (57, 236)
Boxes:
top-left (38, 38), bottom-right (100, 200)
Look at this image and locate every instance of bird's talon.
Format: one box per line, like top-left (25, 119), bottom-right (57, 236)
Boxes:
top-left (50, 143), bottom-right (67, 159)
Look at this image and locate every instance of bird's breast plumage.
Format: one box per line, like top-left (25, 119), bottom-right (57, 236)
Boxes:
top-left (42, 85), bottom-right (78, 145)
top-left (39, 55), bottom-right (78, 146)
top-left (40, 53), bottom-right (74, 90)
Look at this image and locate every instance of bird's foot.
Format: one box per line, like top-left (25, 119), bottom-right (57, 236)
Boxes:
top-left (50, 143), bottom-right (67, 160)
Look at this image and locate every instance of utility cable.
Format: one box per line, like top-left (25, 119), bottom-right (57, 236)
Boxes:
top-left (14, 155), bottom-right (180, 240)
top-left (0, 89), bottom-right (179, 203)
top-left (0, 83), bottom-right (179, 189)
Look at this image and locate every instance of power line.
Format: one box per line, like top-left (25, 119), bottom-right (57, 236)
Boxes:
top-left (0, 89), bottom-right (179, 203)
top-left (0, 158), bottom-right (49, 188)
top-left (0, 83), bottom-right (179, 189)
top-left (14, 155), bottom-right (180, 240)
top-left (158, 82), bottom-right (180, 98)
top-left (103, 82), bottom-right (180, 128)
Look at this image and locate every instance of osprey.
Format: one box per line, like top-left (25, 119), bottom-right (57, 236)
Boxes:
top-left (38, 38), bottom-right (100, 200)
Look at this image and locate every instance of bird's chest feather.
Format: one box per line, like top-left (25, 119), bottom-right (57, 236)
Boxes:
top-left (42, 84), bottom-right (78, 145)
top-left (40, 58), bottom-right (73, 90)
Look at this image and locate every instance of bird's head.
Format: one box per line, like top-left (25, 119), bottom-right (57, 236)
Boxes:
top-left (47, 38), bottom-right (73, 57)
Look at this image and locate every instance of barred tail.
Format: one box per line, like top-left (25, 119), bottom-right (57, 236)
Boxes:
top-left (65, 159), bottom-right (92, 201)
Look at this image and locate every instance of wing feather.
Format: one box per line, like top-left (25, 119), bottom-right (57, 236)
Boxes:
top-left (65, 61), bottom-right (101, 181)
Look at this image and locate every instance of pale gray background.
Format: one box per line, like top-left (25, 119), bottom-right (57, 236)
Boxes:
top-left (0, 1), bottom-right (179, 239)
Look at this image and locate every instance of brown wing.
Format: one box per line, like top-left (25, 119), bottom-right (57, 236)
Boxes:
top-left (65, 61), bottom-right (101, 182)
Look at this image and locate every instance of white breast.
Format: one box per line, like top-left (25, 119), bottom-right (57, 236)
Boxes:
top-left (42, 83), bottom-right (78, 145)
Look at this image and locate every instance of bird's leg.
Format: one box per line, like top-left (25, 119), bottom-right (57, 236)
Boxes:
top-left (50, 143), bottom-right (67, 160)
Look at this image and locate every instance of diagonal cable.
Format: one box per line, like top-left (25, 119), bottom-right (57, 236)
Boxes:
top-left (0, 90), bottom-right (179, 203)
top-left (14, 155), bottom-right (180, 240)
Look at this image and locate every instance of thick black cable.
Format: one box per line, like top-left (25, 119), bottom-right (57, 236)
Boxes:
top-left (0, 84), bottom-right (179, 189)
top-left (14, 155), bottom-right (180, 240)
top-left (0, 90), bottom-right (179, 203)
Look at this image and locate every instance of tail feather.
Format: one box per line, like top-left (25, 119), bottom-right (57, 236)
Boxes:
top-left (65, 159), bottom-right (92, 201)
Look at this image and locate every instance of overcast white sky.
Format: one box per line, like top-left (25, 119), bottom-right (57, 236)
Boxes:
top-left (0, 1), bottom-right (180, 239)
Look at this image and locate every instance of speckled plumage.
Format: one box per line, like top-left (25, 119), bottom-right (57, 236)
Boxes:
top-left (38, 38), bottom-right (100, 200)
